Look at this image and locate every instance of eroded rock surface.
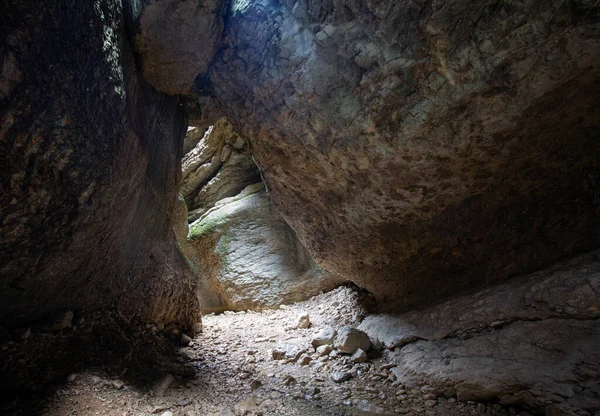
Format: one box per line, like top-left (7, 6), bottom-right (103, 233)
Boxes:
top-left (181, 118), bottom-right (261, 222)
top-left (134, 0), bottom-right (227, 95)
top-left (202, 0), bottom-right (600, 306)
top-left (0, 0), bottom-right (199, 388)
top-left (186, 183), bottom-right (343, 312)
top-left (359, 251), bottom-right (600, 414)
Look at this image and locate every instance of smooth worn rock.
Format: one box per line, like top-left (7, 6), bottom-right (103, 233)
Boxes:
top-left (181, 119), bottom-right (261, 222)
top-left (271, 344), bottom-right (306, 362)
top-left (186, 184), bottom-right (342, 312)
top-left (334, 327), bottom-right (371, 354)
top-left (311, 326), bottom-right (337, 348)
top-left (135, 0), bottom-right (227, 95)
top-left (362, 252), bottom-right (600, 415)
top-left (316, 345), bottom-right (333, 356)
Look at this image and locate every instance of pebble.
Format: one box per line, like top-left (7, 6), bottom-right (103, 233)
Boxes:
top-left (316, 344), bottom-right (333, 355)
top-left (66, 374), bottom-right (77, 383)
top-left (350, 348), bottom-right (368, 363)
top-left (296, 312), bottom-right (310, 329)
top-left (311, 326), bottom-right (337, 348)
top-left (180, 333), bottom-right (192, 346)
top-left (111, 380), bottom-right (124, 390)
top-left (330, 371), bottom-right (352, 383)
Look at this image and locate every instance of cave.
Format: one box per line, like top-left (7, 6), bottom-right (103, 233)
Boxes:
top-left (1, 0), bottom-right (599, 415)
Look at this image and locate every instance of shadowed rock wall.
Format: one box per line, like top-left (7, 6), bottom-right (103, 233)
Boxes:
top-left (200, 0), bottom-right (600, 307)
top-left (0, 0), bottom-right (200, 386)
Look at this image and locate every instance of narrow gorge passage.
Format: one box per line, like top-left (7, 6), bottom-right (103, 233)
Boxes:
top-left (1, 1), bottom-right (599, 416)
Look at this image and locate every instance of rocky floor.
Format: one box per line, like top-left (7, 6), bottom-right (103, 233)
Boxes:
top-left (19, 286), bottom-right (537, 416)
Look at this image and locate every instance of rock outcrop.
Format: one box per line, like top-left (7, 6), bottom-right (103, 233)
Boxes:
top-left (134, 0), bottom-right (227, 95)
top-left (359, 251), bottom-right (600, 414)
top-left (200, 0), bottom-right (600, 307)
top-left (0, 0), bottom-right (199, 387)
top-left (186, 183), bottom-right (342, 312)
top-left (181, 118), bottom-right (261, 222)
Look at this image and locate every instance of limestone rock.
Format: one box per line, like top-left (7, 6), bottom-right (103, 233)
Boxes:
top-left (271, 344), bottom-right (306, 363)
top-left (351, 348), bottom-right (368, 364)
top-left (0, 0), bottom-right (200, 389)
top-left (316, 345), bottom-right (333, 356)
top-left (334, 327), bottom-right (371, 354)
top-left (361, 251), bottom-right (600, 414)
top-left (204, 0), bottom-right (600, 308)
top-left (135, 0), bottom-right (227, 95)
top-left (330, 371), bottom-right (352, 383)
top-left (186, 184), bottom-right (342, 312)
top-left (181, 119), bottom-right (261, 222)
top-left (311, 326), bottom-right (337, 348)
top-left (295, 312), bottom-right (310, 329)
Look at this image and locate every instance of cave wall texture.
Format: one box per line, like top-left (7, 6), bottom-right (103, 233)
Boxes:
top-left (1, 0), bottom-right (599, 395)
top-left (196, 0), bottom-right (600, 307)
top-left (0, 0), bottom-right (200, 385)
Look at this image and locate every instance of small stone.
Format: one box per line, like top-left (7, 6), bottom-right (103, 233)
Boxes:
top-left (153, 374), bottom-right (174, 396)
top-left (425, 399), bottom-right (437, 407)
top-left (330, 371), bottom-right (352, 383)
top-left (160, 412), bottom-right (173, 416)
top-left (111, 379), bottom-right (124, 390)
top-left (192, 321), bottom-right (203, 334)
top-left (311, 326), bottom-right (337, 348)
top-left (14, 327), bottom-right (31, 340)
top-left (282, 375), bottom-right (297, 386)
top-left (350, 348), bottom-right (368, 363)
top-left (296, 312), bottom-right (310, 329)
top-left (316, 345), bottom-right (333, 356)
top-left (250, 379), bottom-right (262, 390)
top-left (298, 354), bottom-right (312, 366)
top-left (50, 311), bottom-right (74, 332)
top-left (234, 398), bottom-right (259, 414)
top-left (334, 327), bottom-right (370, 354)
top-left (180, 333), bottom-right (192, 346)
top-left (66, 374), bottom-right (77, 383)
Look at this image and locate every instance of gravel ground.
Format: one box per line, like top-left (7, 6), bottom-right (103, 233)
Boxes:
top-left (33, 287), bottom-right (524, 416)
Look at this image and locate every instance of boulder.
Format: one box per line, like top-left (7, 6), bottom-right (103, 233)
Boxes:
top-left (203, 0), bottom-right (600, 308)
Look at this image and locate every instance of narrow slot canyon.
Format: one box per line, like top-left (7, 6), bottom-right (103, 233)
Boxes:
top-left (1, 1), bottom-right (599, 415)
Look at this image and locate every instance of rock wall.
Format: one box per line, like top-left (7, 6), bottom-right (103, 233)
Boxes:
top-left (359, 250), bottom-right (600, 414)
top-left (0, 0), bottom-right (199, 387)
top-left (201, 0), bottom-right (600, 307)
top-left (186, 183), bottom-right (342, 312)
top-left (181, 118), bottom-right (262, 222)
